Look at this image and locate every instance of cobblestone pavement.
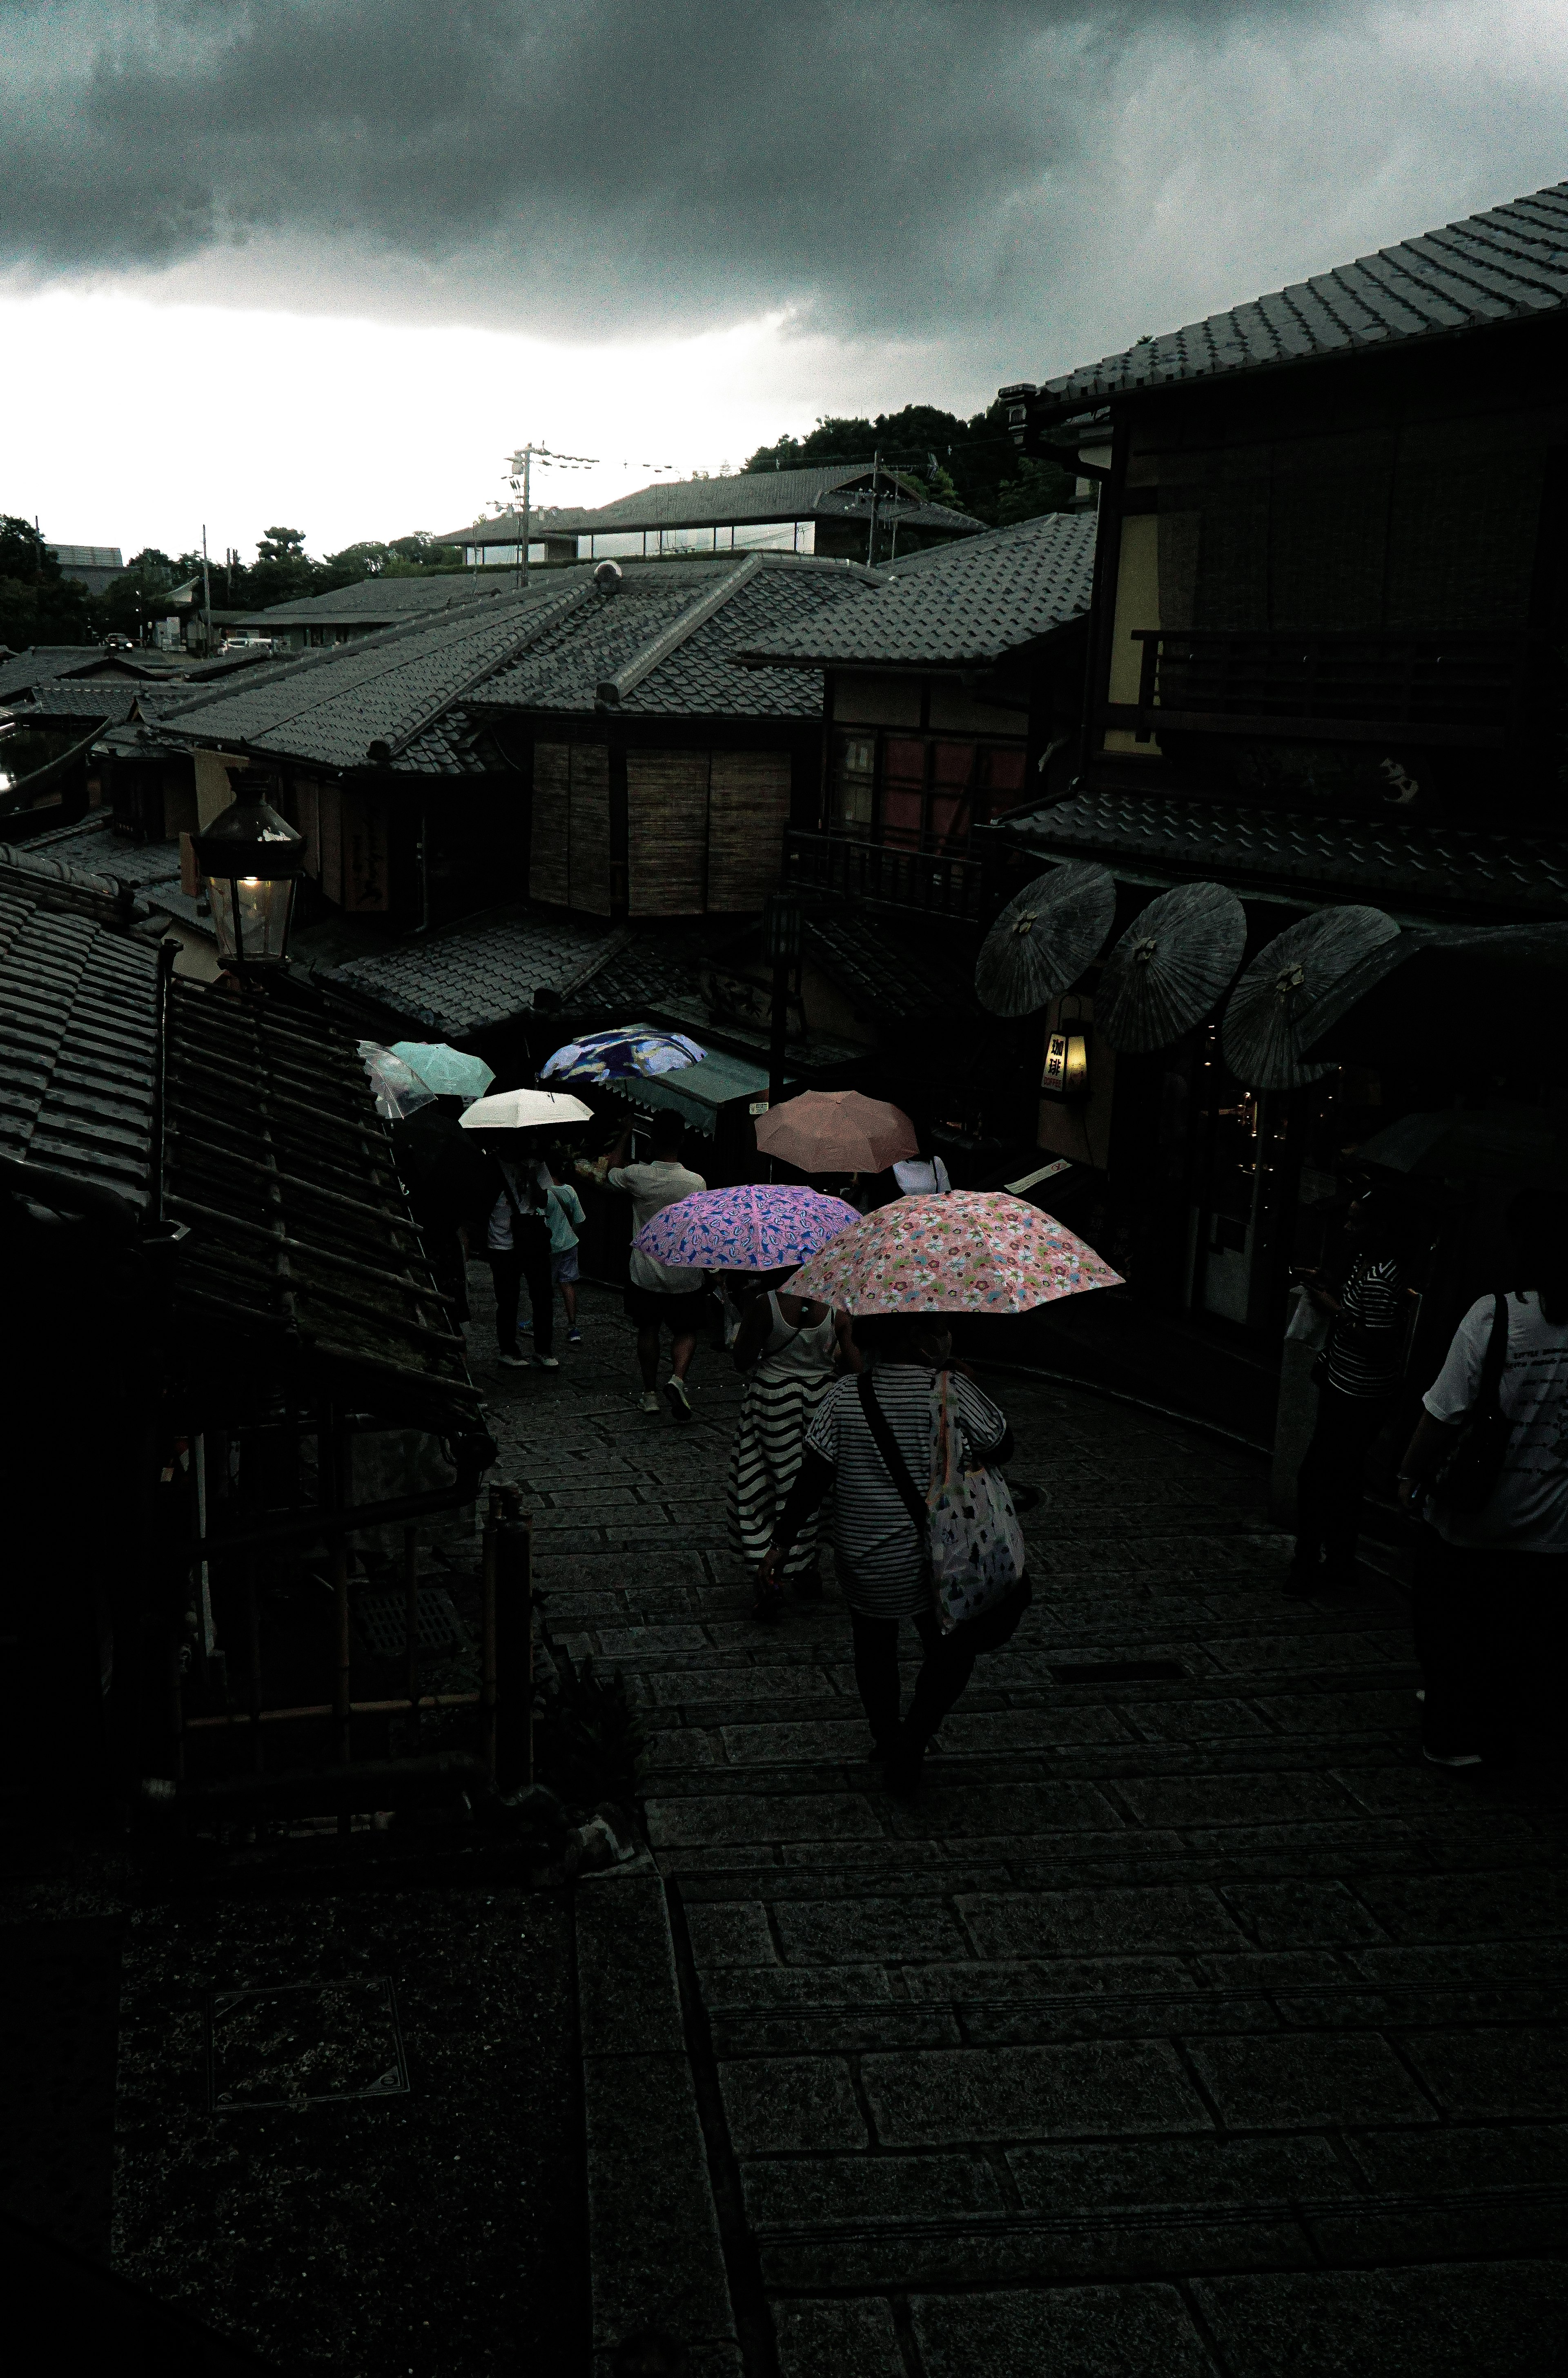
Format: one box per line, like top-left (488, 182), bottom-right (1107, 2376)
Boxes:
top-left (477, 1279), bottom-right (1568, 2378)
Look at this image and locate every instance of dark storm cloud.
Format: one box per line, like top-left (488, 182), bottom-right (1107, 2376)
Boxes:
top-left (2, 0), bottom-right (1303, 337)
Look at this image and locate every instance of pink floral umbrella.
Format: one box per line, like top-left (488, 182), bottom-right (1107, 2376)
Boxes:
top-left (635, 1184), bottom-right (860, 1273)
top-left (784, 1190), bottom-right (1121, 1314)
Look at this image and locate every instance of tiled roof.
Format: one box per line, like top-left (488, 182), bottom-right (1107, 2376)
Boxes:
top-left (992, 788), bottom-right (1568, 921)
top-left (804, 909), bottom-right (984, 1024)
top-left (47, 545), bottom-right (122, 572)
top-left (1024, 178), bottom-right (1568, 420)
top-left (477, 553), bottom-right (869, 718)
top-left (737, 510), bottom-right (1095, 671)
top-left (163, 978), bottom-right (485, 1432)
top-left (321, 905), bottom-right (629, 1036)
top-left (2, 813), bottom-right (184, 891)
top-left (158, 582), bottom-right (577, 771)
top-left (0, 647), bottom-right (111, 699)
top-left (2, 680), bottom-right (143, 723)
top-left (812, 491), bottom-right (985, 534)
top-left (443, 463), bottom-right (937, 542)
top-left (237, 573), bottom-right (511, 629)
top-left (0, 870), bottom-right (159, 1211)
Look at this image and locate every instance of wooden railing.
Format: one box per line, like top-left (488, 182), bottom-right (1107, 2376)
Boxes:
top-left (784, 828), bottom-right (987, 921)
top-left (1115, 628), bottom-right (1540, 748)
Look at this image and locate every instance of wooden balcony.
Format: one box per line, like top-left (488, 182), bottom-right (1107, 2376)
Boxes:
top-left (1110, 628), bottom-right (1540, 749)
top-left (784, 828), bottom-right (987, 922)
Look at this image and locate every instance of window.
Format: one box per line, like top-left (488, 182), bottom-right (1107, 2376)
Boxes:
top-left (881, 738), bottom-right (926, 847)
top-left (830, 734), bottom-right (875, 836)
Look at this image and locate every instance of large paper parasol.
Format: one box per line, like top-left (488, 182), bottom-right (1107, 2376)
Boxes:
top-left (786, 1189), bottom-right (1121, 1314)
top-left (755, 1089), bottom-right (917, 1173)
top-left (1357, 1106), bottom-right (1568, 1188)
top-left (459, 1087), bottom-right (594, 1132)
top-left (1096, 881), bottom-right (1247, 1053)
top-left (1221, 907), bottom-right (1400, 1091)
top-left (636, 1184), bottom-right (860, 1273)
top-left (975, 863), bottom-right (1116, 1018)
top-left (541, 1025), bottom-right (706, 1084)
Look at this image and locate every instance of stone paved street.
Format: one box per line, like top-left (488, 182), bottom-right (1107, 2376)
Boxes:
top-left (479, 1279), bottom-right (1568, 2378)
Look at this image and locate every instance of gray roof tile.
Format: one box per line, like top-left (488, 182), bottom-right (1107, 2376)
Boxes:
top-left (991, 788), bottom-right (1568, 922)
top-left (1028, 178), bottom-right (1568, 417)
top-left (322, 905), bottom-right (628, 1036)
top-left (735, 510), bottom-right (1095, 671)
top-left (0, 878), bottom-right (159, 1207)
top-left (442, 462), bottom-right (964, 544)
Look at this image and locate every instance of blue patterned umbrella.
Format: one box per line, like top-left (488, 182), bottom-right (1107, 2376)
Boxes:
top-left (541, 1026), bottom-right (706, 1085)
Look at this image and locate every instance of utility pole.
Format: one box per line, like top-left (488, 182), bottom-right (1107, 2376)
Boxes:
top-left (506, 447), bottom-right (533, 590)
top-left (866, 450), bottom-right (880, 568)
top-left (502, 444), bottom-right (599, 588)
top-left (200, 523), bottom-right (213, 656)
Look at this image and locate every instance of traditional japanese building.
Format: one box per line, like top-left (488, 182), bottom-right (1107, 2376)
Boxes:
top-left (990, 173), bottom-right (1568, 1436)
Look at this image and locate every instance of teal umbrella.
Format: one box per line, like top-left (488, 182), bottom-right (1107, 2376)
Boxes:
top-left (390, 1041), bottom-right (496, 1102)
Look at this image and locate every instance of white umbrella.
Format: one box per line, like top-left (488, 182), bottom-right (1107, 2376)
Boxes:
top-left (458, 1088), bottom-right (594, 1131)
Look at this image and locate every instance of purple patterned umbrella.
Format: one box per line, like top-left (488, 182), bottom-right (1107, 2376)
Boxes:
top-left (635, 1184), bottom-right (860, 1273)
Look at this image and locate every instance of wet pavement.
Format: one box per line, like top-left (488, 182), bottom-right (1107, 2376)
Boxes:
top-left (483, 1277), bottom-right (1568, 2378)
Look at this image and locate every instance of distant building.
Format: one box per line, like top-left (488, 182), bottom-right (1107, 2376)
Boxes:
top-left (45, 544), bottom-right (124, 595)
top-left (441, 464), bottom-right (984, 570)
top-left (230, 573), bottom-right (512, 651)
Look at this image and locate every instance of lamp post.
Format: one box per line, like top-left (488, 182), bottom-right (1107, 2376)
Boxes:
top-left (191, 768), bottom-right (306, 980)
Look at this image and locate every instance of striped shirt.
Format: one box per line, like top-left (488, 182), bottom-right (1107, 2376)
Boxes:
top-left (1326, 1254), bottom-right (1406, 1397)
top-left (804, 1363), bottom-right (1009, 1616)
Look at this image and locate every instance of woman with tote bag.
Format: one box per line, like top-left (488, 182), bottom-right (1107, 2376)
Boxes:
top-left (761, 1312), bottom-right (1028, 1794)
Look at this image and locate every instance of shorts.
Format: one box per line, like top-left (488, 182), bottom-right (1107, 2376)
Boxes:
top-left (624, 1283), bottom-right (709, 1333)
top-left (552, 1247), bottom-right (580, 1284)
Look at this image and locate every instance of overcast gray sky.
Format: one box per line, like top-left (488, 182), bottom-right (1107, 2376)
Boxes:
top-left (4, 0), bottom-right (1565, 553)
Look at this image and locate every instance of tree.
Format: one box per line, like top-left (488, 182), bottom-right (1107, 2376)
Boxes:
top-left (0, 515), bottom-right (96, 652)
top-left (743, 397), bottom-right (1070, 528)
top-left (248, 526), bottom-right (317, 609)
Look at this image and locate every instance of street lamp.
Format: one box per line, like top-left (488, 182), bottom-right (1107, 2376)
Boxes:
top-left (192, 768), bottom-right (306, 978)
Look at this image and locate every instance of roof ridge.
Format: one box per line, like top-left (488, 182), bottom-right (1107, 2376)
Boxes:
top-left (370, 580), bottom-right (601, 762)
top-left (159, 580), bottom-right (562, 744)
top-left (595, 555), bottom-right (765, 709)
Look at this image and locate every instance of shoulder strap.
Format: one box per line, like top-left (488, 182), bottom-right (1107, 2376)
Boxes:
top-left (856, 1370), bottom-right (928, 1536)
top-left (1477, 1292), bottom-right (1510, 1411)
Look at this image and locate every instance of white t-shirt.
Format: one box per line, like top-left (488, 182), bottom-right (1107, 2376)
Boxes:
top-left (487, 1158), bottom-right (550, 1253)
top-left (1423, 1289), bottom-right (1568, 1552)
top-left (608, 1158), bottom-right (708, 1290)
top-left (893, 1156), bottom-right (951, 1196)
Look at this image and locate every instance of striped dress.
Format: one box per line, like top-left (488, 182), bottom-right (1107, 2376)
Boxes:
top-left (727, 1295), bottom-right (840, 1575)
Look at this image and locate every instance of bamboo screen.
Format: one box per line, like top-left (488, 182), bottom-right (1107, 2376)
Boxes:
top-left (707, 751), bottom-right (791, 911)
top-left (628, 750), bottom-right (708, 913)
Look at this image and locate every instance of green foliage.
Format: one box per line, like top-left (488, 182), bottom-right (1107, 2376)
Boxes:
top-left (743, 397), bottom-right (1067, 528)
top-left (533, 1647), bottom-right (645, 1811)
top-left (0, 514), bottom-right (96, 651)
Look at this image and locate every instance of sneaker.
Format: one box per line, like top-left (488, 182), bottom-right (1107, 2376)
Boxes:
top-left (637, 1390), bottom-right (661, 1414)
top-left (532, 1354), bottom-right (561, 1371)
top-left (519, 1319), bottom-right (532, 1335)
top-left (1423, 1746), bottom-right (1483, 1768)
top-left (568, 1327), bottom-right (582, 1345)
top-left (664, 1376), bottom-right (693, 1425)
top-left (497, 1350), bottom-right (528, 1369)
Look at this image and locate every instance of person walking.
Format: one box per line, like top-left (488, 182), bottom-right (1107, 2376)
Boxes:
top-left (544, 1164), bottom-right (587, 1346)
top-left (730, 1274), bottom-right (859, 1616)
top-left (1290, 1188), bottom-right (1413, 1594)
top-left (891, 1146), bottom-right (951, 1197)
top-left (760, 1312), bottom-right (1022, 1792)
top-left (1398, 1188), bottom-right (1568, 1767)
top-left (601, 1111), bottom-right (708, 1421)
top-left (467, 1132), bottom-right (559, 1372)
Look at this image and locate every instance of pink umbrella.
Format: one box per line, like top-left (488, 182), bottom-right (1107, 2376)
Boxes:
top-left (635, 1184), bottom-right (860, 1273)
top-left (784, 1190), bottom-right (1121, 1315)
top-left (754, 1089), bottom-right (917, 1174)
